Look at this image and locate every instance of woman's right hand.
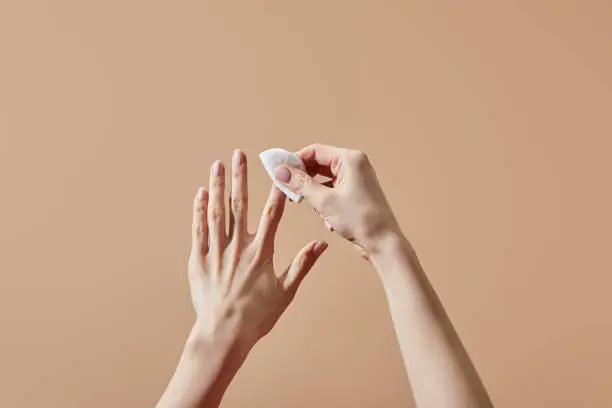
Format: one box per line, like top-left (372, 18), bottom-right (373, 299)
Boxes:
top-left (275, 143), bottom-right (402, 259)
top-left (276, 144), bottom-right (495, 408)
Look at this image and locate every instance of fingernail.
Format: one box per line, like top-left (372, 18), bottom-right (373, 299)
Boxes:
top-left (213, 161), bottom-right (223, 176)
top-left (275, 166), bottom-right (291, 183)
top-left (197, 187), bottom-right (206, 201)
top-left (233, 150), bottom-right (244, 166)
top-left (313, 241), bottom-right (328, 255)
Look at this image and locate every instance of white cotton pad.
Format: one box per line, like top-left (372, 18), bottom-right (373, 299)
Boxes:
top-left (259, 148), bottom-right (306, 203)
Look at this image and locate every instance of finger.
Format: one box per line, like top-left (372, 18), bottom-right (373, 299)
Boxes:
top-left (279, 240), bottom-right (328, 292)
top-left (275, 165), bottom-right (332, 210)
top-left (254, 185), bottom-right (286, 249)
top-left (191, 187), bottom-right (209, 254)
top-left (302, 163), bottom-right (335, 179)
top-left (296, 143), bottom-right (346, 177)
top-left (229, 149), bottom-right (248, 242)
top-left (227, 195), bottom-right (234, 240)
top-left (208, 160), bottom-right (227, 256)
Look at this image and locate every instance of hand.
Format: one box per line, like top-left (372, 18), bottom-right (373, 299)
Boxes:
top-left (188, 150), bottom-right (328, 349)
top-left (274, 146), bottom-right (494, 408)
top-left (274, 144), bottom-right (401, 259)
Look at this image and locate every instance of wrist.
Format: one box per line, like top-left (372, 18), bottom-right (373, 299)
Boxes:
top-left (366, 226), bottom-right (409, 257)
top-left (368, 230), bottom-right (421, 279)
top-left (358, 207), bottom-right (403, 254)
top-left (158, 320), bottom-right (251, 408)
top-left (186, 315), bottom-right (253, 366)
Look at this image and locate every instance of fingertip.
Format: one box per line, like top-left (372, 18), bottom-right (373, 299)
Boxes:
top-left (313, 240), bottom-right (328, 256)
top-left (295, 143), bottom-right (319, 160)
top-left (211, 160), bottom-right (224, 177)
top-left (275, 165), bottom-right (292, 184)
top-left (233, 149), bottom-right (246, 167)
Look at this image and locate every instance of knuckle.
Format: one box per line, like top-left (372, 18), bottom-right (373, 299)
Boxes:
top-left (350, 150), bottom-right (369, 166)
top-left (210, 206), bottom-right (224, 222)
top-left (291, 172), bottom-right (306, 194)
top-left (251, 245), bottom-right (273, 267)
top-left (231, 197), bottom-right (248, 213)
top-left (194, 226), bottom-right (208, 238)
top-left (195, 204), bottom-right (206, 214)
top-left (265, 204), bottom-right (278, 219)
top-left (310, 142), bottom-right (323, 151)
top-left (188, 256), bottom-right (203, 272)
top-left (212, 177), bottom-right (224, 187)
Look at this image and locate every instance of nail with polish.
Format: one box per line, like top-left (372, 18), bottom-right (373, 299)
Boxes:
top-left (275, 166), bottom-right (292, 183)
top-left (313, 241), bottom-right (328, 256)
top-left (233, 150), bottom-right (244, 166)
top-left (197, 187), bottom-right (206, 201)
top-left (213, 161), bottom-right (223, 176)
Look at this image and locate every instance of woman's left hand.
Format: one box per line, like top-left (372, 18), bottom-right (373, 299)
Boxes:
top-left (188, 149), bottom-right (328, 349)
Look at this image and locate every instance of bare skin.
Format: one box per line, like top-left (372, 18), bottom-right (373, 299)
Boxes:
top-left (276, 143), bottom-right (494, 408)
top-left (157, 145), bottom-right (493, 408)
top-left (156, 150), bottom-right (327, 408)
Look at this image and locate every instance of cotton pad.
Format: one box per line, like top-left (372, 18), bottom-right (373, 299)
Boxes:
top-left (259, 148), bottom-right (306, 203)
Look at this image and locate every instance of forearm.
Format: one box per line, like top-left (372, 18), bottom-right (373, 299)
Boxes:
top-left (370, 232), bottom-right (493, 408)
top-left (156, 321), bottom-right (250, 408)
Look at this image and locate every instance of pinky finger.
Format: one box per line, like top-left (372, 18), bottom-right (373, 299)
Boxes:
top-left (279, 240), bottom-right (328, 293)
top-left (192, 187), bottom-right (209, 255)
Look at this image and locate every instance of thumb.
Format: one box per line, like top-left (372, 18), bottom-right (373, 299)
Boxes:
top-left (279, 240), bottom-right (329, 293)
top-left (275, 165), bottom-right (331, 208)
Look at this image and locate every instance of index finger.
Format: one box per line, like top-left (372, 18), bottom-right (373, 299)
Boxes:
top-left (295, 143), bottom-right (346, 177)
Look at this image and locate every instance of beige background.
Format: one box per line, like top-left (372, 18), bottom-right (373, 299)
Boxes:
top-left (1, 1), bottom-right (611, 407)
